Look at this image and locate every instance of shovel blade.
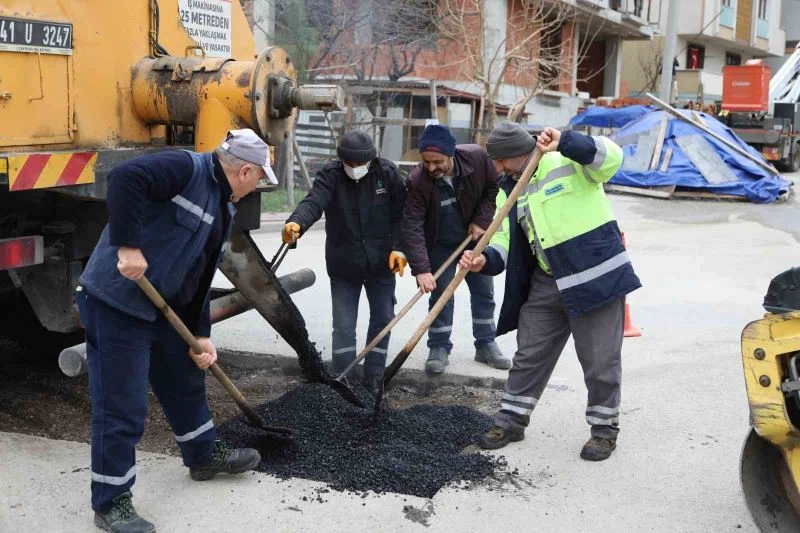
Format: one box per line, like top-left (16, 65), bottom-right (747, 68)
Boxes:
top-left (329, 377), bottom-right (365, 408)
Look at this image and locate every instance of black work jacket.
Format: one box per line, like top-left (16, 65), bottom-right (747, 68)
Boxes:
top-left (287, 158), bottom-right (406, 280)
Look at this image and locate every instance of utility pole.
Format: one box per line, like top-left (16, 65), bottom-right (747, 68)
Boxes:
top-left (659, 0), bottom-right (678, 103)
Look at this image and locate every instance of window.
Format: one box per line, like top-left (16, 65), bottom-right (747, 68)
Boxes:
top-left (725, 52), bottom-right (742, 65)
top-left (719, 0), bottom-right (735, 27)
top-left (686, 45), bottom-right (705, 70)
top-left (758, 0), bottom-right (768, 19)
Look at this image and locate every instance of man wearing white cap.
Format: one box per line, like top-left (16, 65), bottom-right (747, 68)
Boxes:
top-left (77, 129), bottom-right (273, 533)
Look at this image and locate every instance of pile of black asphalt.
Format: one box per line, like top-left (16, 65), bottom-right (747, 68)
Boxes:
top-left (217, 382), bottom-right (503, 498)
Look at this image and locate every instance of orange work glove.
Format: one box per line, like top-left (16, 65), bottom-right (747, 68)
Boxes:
top-left (282, 222), bottom-right (300, 244)
top-left (389, 251), bottom-right (407, 277)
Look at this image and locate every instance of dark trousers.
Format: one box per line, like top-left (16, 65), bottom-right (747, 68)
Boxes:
top-left (494, 268), bottom-right (624, 439)
top-left (330, 276), bottom-right (396, 378)
top-left (427, 243), bottom-right (497, 351)
top-left (77, 290), bottom-right (216, 512)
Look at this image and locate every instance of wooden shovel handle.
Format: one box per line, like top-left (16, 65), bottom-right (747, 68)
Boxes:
top-left (336, 234), bottom-right (473, 379)
top-left (136, 276), bottom-right (265, 427)
top-left (383, 149), bottom-right (544, 384)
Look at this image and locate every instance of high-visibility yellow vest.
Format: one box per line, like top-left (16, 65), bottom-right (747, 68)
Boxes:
top-left (487, 136), bottom-right (640, 317)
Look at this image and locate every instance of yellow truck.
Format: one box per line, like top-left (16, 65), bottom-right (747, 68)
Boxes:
top-left (0, 1), bottom-right (339, 357)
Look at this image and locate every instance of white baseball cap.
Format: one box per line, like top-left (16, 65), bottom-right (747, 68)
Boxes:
top-left (221, 129), bottom-right (278, 185)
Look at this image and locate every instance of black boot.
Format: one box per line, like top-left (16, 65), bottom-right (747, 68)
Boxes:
top-left (478, 425), bottom-right (525, 450)
top-left (94, 492), bottom-right (155, 533)
top-left (580, 436), bottom-right (617, 461)
top-left (189, 440), bottom-right (261, 481)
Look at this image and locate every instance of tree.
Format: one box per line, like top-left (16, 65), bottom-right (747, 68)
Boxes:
top-left (285, 0), bottom-right (440, 82)
top-left (273, 0), bottom-right (320, 84)
top-left (635, 40), bottom-right (663, 96)
top-left (433, 0), bottom-right (606, 130)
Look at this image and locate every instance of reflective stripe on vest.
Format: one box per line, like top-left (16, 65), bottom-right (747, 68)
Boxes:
top-left (555, 250), bottom-right (631, 291)
top-left (172, 195), bottom-right (215, 225)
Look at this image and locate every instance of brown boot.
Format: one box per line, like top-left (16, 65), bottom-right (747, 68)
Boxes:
top-left (580, 436), bottom-right (616, 461)
top-left (478, 425), bottom-right (525, 450)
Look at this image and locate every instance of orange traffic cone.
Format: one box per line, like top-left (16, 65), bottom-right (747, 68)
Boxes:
top-left (620, 231), bottom-right (641, 338)
top-left (623, 300), bottom-right (641, 337)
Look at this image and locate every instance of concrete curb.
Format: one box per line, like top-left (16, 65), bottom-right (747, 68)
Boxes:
top-left (217, 349), bottom-right (506, 391)
top-left (257, 213), bottom-right (325, 234)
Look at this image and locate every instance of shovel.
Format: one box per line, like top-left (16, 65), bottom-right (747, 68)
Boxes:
top-left (136, 276), bottom-right (296, 443)
top-left (373, 148), bottom-right (545, 414)
top-left (327, 234), bottom-right (473, 408)
top-left (269, 240), bottom-right (296, 274)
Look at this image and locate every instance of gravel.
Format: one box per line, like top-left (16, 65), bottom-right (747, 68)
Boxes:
top-left (217, 382), bottom-right (503, 498)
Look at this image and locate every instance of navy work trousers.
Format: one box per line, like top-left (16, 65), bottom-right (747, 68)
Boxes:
top-left (427, 244), bottom-right (497, 351)
top-left (330, 275), bottom-right (396, 378)
top-left (77, 289), bottom-right (216, 512)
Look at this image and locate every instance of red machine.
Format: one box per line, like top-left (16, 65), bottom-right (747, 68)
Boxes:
top-left (722, 64), bottom-right (771, 113)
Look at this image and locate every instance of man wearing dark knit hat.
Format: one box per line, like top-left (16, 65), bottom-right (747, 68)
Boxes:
top-left (283, 130), bottom-right (406, 393)
top-left (459, 122), bottom-right (639, 461)
top-left (402, 124), bottom-right (510, 375)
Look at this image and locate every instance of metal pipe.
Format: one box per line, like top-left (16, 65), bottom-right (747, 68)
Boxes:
top-left (209, 268), bottom-right (315, 322)
top-left (59, 268), bottom-right (316, 377)
top-left (58, 342), bottom-right (87, 378)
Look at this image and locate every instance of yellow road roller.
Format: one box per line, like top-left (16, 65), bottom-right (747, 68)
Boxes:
top-left (741, 267), bottom-right (800, 530)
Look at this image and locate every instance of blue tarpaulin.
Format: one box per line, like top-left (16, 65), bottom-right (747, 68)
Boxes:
top-left (610, 110), bottom-right (792, 203)
top-left (569, 105), bottom-right (652, 128)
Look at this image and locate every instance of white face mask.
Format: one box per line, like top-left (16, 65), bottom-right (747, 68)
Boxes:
top-left (344, 163), bottom-right (369, 181)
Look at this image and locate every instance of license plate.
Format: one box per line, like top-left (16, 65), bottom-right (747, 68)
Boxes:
top-left (0, 16), bottom-right (72, 55)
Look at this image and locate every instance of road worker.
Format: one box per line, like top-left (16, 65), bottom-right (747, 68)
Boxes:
top-left (77, 129), bottom-right (273, 532)
top-left (283, 130), bottom-right (406, 393)
top-left (460, 122), bottom-right (640, 461)
top-left (402, 124), bottom-right (509, 375)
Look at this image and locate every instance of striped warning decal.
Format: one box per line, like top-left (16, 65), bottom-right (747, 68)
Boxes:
top-left (6, 152), bottom-right (97, 191)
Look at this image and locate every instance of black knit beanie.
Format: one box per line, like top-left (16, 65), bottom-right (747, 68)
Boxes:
top-left (337, 130), bottom-right (376, 163)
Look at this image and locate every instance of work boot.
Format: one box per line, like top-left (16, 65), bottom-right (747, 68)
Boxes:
top-left (189, 440), bottom-right (261, 481)
top-left (478, 425), bottom-right (525, 450)
top-left (94, 492), bottom-right (155, 533)
top-left (474, 341), bottom-right (511, 370)
top-left (425, 347), bottom-right (449, 375)
top-left (580, 436), bottom-right (617, 461)
top-left (363, 374), bottom-right (383, 396)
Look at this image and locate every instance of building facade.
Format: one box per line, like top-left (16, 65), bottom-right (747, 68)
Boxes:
top-left (409, 0), bottom-right (661, 127)
top-left (621, 0), bottom-right (787, 103)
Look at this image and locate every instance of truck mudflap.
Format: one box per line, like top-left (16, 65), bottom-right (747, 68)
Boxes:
top-left (218, 225), bottom-right (327, 382)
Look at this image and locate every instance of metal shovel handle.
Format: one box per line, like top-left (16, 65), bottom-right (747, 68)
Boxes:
top-left (335, 234), bottom-right (473, 381)
top-left (379, 149), bottom-right (545, 391)
top-left (136, 276), bottom-right (267, 429)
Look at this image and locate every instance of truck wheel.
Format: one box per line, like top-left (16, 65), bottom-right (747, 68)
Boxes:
top-left (791, 144), bottom-right (800, 172)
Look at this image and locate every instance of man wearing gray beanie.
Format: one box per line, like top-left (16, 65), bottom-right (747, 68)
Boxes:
top-left (460, 122), bottom-right (640, 461)
top-left (283, 130), bottom-right (406, 393)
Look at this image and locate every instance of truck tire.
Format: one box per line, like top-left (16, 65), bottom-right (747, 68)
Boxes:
top-left (777, 144), bottom-right (800, 173)
top-left (792, 144), bottom-right (800, 172)
top-left (0, 290), bottom-right (83, 363)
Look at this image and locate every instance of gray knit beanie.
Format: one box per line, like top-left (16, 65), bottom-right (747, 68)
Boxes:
top-left (485, 121), bottom-right (536, 159)
top-left (337, 130), bottom-right (376, 163)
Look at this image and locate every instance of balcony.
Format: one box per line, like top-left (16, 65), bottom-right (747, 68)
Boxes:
top-left (675, 69), bottom-right (724, 101)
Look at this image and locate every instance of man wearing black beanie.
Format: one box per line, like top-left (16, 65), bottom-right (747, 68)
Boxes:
top-left (283, 130), bottom-right (406, 393)
top-left (402, 124), bottom-right (509, 375)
